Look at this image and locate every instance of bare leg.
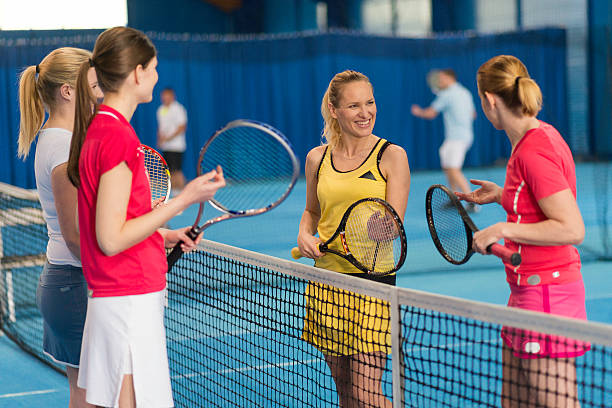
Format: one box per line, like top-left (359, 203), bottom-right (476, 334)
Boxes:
top-left (350, 352), bottom-right (391, 408)
top-left (502, 345), bottom-right (532, 408)
top-left (522, 355), bottom-right (581, 407)
top-left (443, 168), bottom-right (471, 194)
top-left (117, 374), bottom-right (136, 408)
top-left (66, 366), bottom-right (95, 408)
top-left (502, 346), bottom-right (581, 408)
top-left (326, 354), bottom-right (356, 407)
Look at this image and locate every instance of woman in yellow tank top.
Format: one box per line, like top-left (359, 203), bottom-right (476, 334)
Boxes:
top-left (297, 70), bottom-right (410, 407)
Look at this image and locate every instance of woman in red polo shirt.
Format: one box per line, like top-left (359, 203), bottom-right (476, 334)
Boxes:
top-left (456, 55), bottom-right (588, 408)
top-left (67, 27), bottom-right (224, 407)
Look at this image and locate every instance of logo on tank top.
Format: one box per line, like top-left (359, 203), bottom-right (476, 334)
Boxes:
top-left (358, 170), bottom-right (377, 181)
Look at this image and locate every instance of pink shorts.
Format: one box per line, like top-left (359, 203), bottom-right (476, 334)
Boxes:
top-left (501, 279), bottom-right (590, 359)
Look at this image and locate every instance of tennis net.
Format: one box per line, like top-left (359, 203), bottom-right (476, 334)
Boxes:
top-left (1, 181), bottom-right (612, 407)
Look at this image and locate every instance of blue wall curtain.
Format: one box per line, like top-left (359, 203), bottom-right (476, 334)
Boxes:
top-left (0, 31), bottom-right (100, 188)
top-left (0, 28), bottom-right (567, 188)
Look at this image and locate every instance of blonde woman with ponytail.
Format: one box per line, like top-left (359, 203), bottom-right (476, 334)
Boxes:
top-left (456, 55), bottom-right (589, 407)
top-left (18, 47), bottom-right (102, 408)
top-left (298, 70), bottom-right (410, 407)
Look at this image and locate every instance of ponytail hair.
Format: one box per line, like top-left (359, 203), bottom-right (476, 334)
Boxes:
top-left (17, 66), bottom-right (44, 159)
top-left (17, 47), bottom-right (91, 159)
top-left (321, 70), bottom-right (372, 151)
top-left (68, 26), bottom-right (157, 187)
top-left (67, 61), bottom-right (97, 187)
top-left (477, 55), bottom-right (542, 117)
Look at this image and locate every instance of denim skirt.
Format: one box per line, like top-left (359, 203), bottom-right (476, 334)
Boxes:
top-left (36, 262), bottom-right (88, 367)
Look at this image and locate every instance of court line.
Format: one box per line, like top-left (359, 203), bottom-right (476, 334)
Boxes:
top-left (171, 338), bottom-right (502, 381)
top-left (404, 338), bottom-right (502, 354)
top-left (172, 358), bottom-right (322, 380)
top-left (0, 389), bottom-right (58, 398)
top-left (169, 326), bottom-right (272, 343)
top-left (586, 293), bottom-right (612, 301)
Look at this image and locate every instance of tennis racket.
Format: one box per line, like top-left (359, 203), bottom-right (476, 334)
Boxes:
top-left (291, 197), bottom-right (407, 276)
top-left (166, 119), bottom-right (299, 271)
top-left (141, 144), bottom-right (171, 205)
top-left (426, 184), bottom-right (521, 266)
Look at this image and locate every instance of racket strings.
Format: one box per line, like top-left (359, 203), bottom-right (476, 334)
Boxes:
top-left (143, 147), bottom-right (170, 203)
top-left (199, 126), bottom-right (297, 212)
top-left (429, 188), bottom-right (470, 262)
top-left (344, 201), bottom-right (402, 274)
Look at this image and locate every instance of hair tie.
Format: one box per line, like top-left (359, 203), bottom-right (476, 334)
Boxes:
top-left (514, 76), bottom-right (522, 88)
top-left (89, 58), bottom-right (95, 67)
top-left (35, 64), bottom-right (40, 74)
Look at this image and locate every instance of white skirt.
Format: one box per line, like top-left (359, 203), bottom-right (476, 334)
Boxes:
top-left (77, 289), bottom-right (173, 407)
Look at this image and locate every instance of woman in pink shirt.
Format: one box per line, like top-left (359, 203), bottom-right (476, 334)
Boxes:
top-left (67, 27), bottom-right (224, 407)
top-left (457, 55), bottom-right (588, 407)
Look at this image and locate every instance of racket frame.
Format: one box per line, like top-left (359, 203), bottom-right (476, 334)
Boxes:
top-left (425, 184), bottom-right (521, 266)
top-left (141, 144), bottom-right (171, 204)
top-left (167, 119), bottom-right (299, 270)
top-left (197, 120), bottom-right (299, 228)
top-left (319, 197), bottom-right (407, 276)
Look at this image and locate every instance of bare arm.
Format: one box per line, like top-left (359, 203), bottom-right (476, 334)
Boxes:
top-left (51, 163), bottom-right (80, 260)
top-left (95, 162), bottom-right (224, 256)
top-left (379, 144), bottom-right (410, 221)
top-left (297, 147), bottom-right (325, 259)
top-left (411, 104), bottom-right (439, 120)
top-left (472, 189), bottom-right (585, 253)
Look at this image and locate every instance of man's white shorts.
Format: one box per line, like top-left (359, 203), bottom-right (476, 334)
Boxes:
top-left (439, 139), bottom-right (472, 169)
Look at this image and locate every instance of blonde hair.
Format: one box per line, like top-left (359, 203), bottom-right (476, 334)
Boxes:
top-left (321, 70), bottom-right (372, 151)
top-left (477, 55), bottom-right (542, 117)
top-left (68, 27), bottom-right (156, 187)
top-left (17, 47), bottom-right (91, 159)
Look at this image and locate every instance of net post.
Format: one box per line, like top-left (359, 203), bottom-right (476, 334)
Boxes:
top-left (390, 287), bottom-right (403, 408)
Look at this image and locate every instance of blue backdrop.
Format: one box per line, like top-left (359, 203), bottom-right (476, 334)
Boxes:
top-left (0, 28), bottom-right (567, 188)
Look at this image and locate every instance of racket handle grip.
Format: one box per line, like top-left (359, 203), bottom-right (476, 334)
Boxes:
top-left (166, 245), bottom-right (184, 272)
top-left (488, 243), bottom-right (521, 266)
top-left (291, 247), bottom-right (303, 259)
top-left (167, 227), bottom-right (201, 272)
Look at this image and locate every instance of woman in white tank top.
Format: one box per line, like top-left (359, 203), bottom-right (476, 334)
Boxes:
top-left (17, 47), bottom-right (102, 408)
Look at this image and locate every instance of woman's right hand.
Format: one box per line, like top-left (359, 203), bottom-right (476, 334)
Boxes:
top-left (178, 165), bottom-right (226, 206)
top-left (297, 232), bottom-right (323, 259)
top-left (455, 179), bottom-right (502, 205)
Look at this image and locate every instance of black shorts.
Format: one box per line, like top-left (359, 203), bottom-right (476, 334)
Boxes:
top-left (352, 273), bottom-right (396, 286)
top-left (162, 151), bottom-right (184, 172)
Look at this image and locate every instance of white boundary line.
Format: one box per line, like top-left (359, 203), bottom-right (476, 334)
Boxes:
top-left (0, 389), bottom-right (58, 398)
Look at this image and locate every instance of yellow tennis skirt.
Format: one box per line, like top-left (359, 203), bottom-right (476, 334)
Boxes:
top-left (302, 280), bottom-right (391, 356)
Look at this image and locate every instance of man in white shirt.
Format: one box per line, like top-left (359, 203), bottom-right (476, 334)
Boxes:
top-left (411, 69), bottom-right (478, 212)
top-left (157, 87), bottom-right (187, 191)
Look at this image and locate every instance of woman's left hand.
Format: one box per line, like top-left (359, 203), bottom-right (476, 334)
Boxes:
top-left (163, 226), bottom-right (203, 252)
top-left (472, 223), bottom-right (506, 254)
